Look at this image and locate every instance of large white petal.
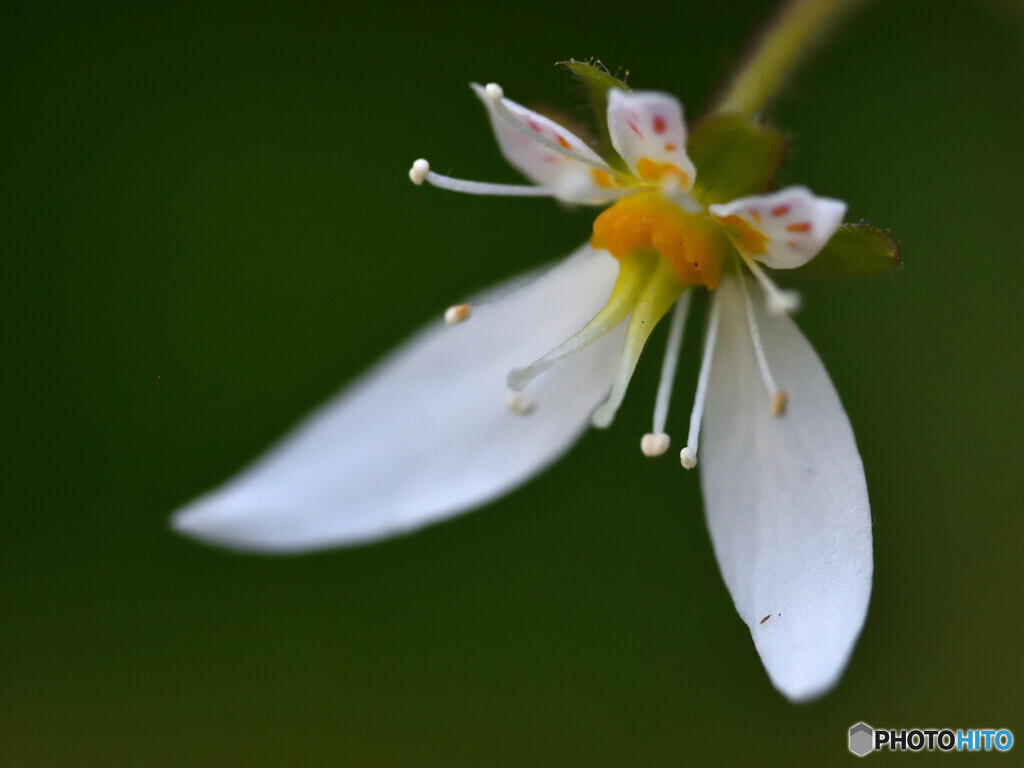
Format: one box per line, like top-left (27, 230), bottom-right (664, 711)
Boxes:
top-left (173, 245), bottom-right (624, 552)
top-left (699, 275), bottom-right (872, 702)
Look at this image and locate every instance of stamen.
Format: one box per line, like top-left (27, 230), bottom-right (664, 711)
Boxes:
top-left (507, 252), bottom-right (658, 392)
top-left (741, 256), bottom-right (801, 314)
top-left (592, 260), bottom-right (685, 428)
top-left (640, 291), bottom-right (692, 458)
top-left (652, 291), bottom-right (692, 434)
top-left (483, 83), bottom-right (617, 174)
top-left (681, 289), bottom-right (722, 470)
top-left (444, 303), bottom-right (472, 325)
top-left (737, 272), bottom-right (787, 417)
top-left (409, 159), bottom-right (555, 197)
top-left (504, 391), bottom-right (536, 416)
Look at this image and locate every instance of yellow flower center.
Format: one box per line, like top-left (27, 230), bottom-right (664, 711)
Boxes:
top-left (590, 192), bottom-right (729, 289)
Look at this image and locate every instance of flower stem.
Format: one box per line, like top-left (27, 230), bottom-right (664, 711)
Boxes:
top-left (712, 0), bottom-right (870, 118)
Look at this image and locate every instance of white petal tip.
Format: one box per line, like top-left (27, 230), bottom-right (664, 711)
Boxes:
top-left (169, 504), bottom-right (252, 552)
top-left (169, 508), bottom-right (197, 536)
top-left (409, 158), bottom-right (430, 185)
top-left (640, 432), bottom-right (670, 457)
top-left (680, 446), bottom-right (697, 469)
top-left (484, 82), bottom-right (504, 101)
top-left (767, 289), bottom-right (801, 314)
top-left (754, 621), bottom-right (865, 704)
top-left (820, 198), bottom-right (848, 231)
top-left (169, 504), bottom-right (306, 554)
top-left (444, 303), bottom-right (472, 325)
top-left (504, 391), bottom-right (535, 416)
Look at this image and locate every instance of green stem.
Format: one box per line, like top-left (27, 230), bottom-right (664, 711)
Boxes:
top-left (712, 0), bottom-right (870, 118)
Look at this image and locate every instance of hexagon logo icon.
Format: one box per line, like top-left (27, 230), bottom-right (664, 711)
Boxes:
top-left (849, 722), bottom-right (874, 757)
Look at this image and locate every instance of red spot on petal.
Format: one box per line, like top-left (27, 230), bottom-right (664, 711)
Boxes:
top-left (628, 120), bottom-right (642, 137)
top-left (771, 205), bottom-right (790, 217)
top-left (786, 222), bottom-right (811, 232)
top-left (664, 143), bottom-right (676, 152)
top-left (556, 134), bottom-right (571, 149)
top-left (653, 116), bottom-right (666, 134)
top-left (528, 120), bottom-right (542, 133)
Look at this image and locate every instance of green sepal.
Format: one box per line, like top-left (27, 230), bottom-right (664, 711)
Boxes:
top-left (558, 58), bottom-right (630, 170)
top-left (688, 115), bottom-right (786, 205)
top-left (788, 223), bottom-right (902, 277)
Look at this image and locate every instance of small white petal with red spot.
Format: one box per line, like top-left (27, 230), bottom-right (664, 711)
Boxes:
top-left (606, 89), bottom-right (696, 190)
top-left (709, 186), bottom-right (847, 270)
top-left (470, 82), bottom-right (615, 204)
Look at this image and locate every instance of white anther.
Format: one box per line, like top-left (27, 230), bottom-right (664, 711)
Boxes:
top-left (742, 256), bottom-right (802, 315)
top-left (444, 303), bottom-right (472, 325)
top-left (504, 391), bottom-right (535, 416)
top-left (641, 432), bottom-right (671, 457)
top-left (680, 446), bottom-right (697, 470)
top-left (767, 289), bottom-right (802, 314)
top-left (484, 82), bottom-right (505, 101)
top-left (409, 158), bottom-right (430, 185)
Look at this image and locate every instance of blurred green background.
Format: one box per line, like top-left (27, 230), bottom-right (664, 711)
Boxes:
top-left (3, 0), bottom-right (1022, 764)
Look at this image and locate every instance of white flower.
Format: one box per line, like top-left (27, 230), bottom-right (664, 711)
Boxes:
top-left (173, 82), bottom-right (872, 703)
